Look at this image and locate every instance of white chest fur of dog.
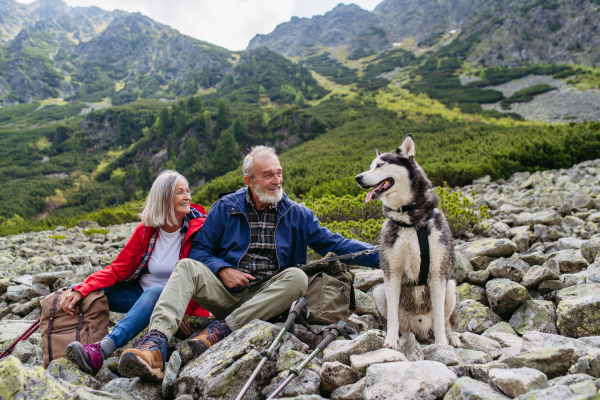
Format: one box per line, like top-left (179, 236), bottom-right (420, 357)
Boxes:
top-left (355, 134), bottom-right (459, 351)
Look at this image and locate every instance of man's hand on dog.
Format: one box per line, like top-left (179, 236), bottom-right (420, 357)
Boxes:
top-left (218, 267), bottom-right (255, 288)
top-left (60, 289), bottom-right (83, 315)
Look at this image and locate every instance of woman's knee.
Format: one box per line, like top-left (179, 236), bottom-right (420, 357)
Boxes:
top-left (143, 285), bottom-right (163, 301)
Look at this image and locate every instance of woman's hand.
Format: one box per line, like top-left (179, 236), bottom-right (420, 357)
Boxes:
top-left (60, 289), bottom-right (83, 315)
top-left (179, 313), bottom-right (191, 336)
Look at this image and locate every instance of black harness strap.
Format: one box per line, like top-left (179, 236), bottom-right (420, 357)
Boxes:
top-left (389, 210), bottom-right (435, 287)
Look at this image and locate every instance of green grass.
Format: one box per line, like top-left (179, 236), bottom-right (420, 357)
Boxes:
top-left (501, 84), bottom-right (556, 109)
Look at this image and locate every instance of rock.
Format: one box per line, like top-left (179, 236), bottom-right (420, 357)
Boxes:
top-left (502, 347), bottom-right (574, 379)
top-left (556, 283), bottom-right (600, 303)
top-left (552, 251), bottom-right (588, 273)
top-left (457, 283), bottom-right (488, 305)
top-left (457, 300), bottom-right (503, 334)
top-left (520, 266), bottom-right (560, 289)
top-left (6, 285), bottom-right (31, 302)
top-left (453, 363), bottom-right (509, 384)
top-left (0, 322), bottom-right (36, 351)
top-left (466, 270), bottom-right (490, 286)
top-left (12, 297), bottom-right (41, 316)
top-left (568, 352), bottom-right (600, 377)
top-left (320, 361), bottom-right (358, 395)
top-left (563, 215), bottom-right (585, 229)
top-left (486, 279), bottom-right (531, 319)
top-left (330, 377), bottom-right (366, 400)
top-left (560, 271), bottom-right (587, 287)
top-left (537, 280), bottom-right (565, 294)
top-left (422, 344), bottom-right (463, 366)
top-left (458, 332), bottom-right (502, 359)
top-left (498, 347), bottom-right (521, 362)
top-left (456, 239), bottom-right (517, 260)
top-left (444, 377), bottom-right (509, 399)
top-left (579, 336), bottom-right (600, 348)
top-left (162, 350), bottom-right (181, 399)
top-left (73, 387), bottom-right (135, 399)
top-left (276, 350), bottom-right (321, 374)
top-left (487, 258), bottom-right (530, 282)
top-left (509, 300), bottom-right (558, 335)
top-left (0, 356), bottom-right (71, 400)
top-left (354, 290), bottom-right (377, 316)
top-left (78, 219), bottom-right (100, 228)
top-left (11, 340), bottom-right (43, 366)
top-left (587, 262), bottom-right (600, 284)
top-left (350, 348), bottom-right (408, 376)
top-left (452, 252), bottom-right (473, 284)
top-left (581, 238), bottom-right (600, 263)
top-left (262, 369), bottom-right (321, 398)
top-left (489, 367), bottom-right (548, 397)
top-left (101, 377), bottom-right (163, 400)
top-left (513, 231), bottom-right (531, 253)
top-left (521, 331), bottom-right (599, 364)
top-left (557, 293), bottom-right (600, 338)
top-left (347, 314), bottom-right (378, 333)
top-left (520, 252), bottom-right (548, 267)
top-left (323, 330), bottom-right (385, 365)
top-left (516, 381), bottom-right (597, 400)
top-left (353, 270), bottom-right (383, 291)
top-left (456, 348), bottom-right (493, 364)
top-left (33, 271), bottom-right (73, 287)
top-left (470, 256), bottom-right (495, 271)
top-left (482, 322), bottom-right (523, 349)
top-left (364, 361), bottom-right (457, 400)
top-left (548, 373), bottom-right (597, 387)
top-left (399, 332), bottom-right (423, 361)
top-left (516, 211), bottom-right (562, 226)
top-left (540, 258), bottom-right (562, 276)
top-left (47, 357), bottom-right (101, 389)
top-left (573, 191), bottom-right (594, 209)
top-left (557, 237), bottom-right (586, 251)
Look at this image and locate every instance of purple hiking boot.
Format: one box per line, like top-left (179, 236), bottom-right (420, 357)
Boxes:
top-left (65, 341), bottom-right (104, 375)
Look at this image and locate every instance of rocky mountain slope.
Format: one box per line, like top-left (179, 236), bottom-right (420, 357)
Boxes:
top-left (4, 159), bottom-right (600, 398)
top-left (248, 0), bottom-right (600, 67)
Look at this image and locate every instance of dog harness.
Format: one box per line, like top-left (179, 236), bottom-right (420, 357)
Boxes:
top-left (389, 210), bottom-right (435, 287)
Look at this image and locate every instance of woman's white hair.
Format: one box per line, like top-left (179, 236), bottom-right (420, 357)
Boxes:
top-left (140, 170), bottom-right (188, 227)
top-left (242, 145), bottom-right (279, 177)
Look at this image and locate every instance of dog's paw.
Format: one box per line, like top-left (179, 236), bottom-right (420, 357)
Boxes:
top-left (384, 336), bottom-right (401, 351)
top-left (447, 333), bottom-right (461, 348)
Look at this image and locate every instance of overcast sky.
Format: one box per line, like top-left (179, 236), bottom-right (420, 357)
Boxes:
top-left (17, 0), bottom-right (382, 50)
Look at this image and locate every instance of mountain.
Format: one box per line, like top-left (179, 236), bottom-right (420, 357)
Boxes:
top-left (248, 0), bottom-right (600, 67)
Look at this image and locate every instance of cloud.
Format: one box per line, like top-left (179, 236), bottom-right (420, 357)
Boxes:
top-left (16, 0), bottom-right (382, 50)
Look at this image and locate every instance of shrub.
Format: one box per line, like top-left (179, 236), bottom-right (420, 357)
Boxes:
top-left (48, 234), bottom-right (66, 239)
top-left (83, 228), bottom-right (110, 235)
top-left (434, 183), bottom-right (490, 238)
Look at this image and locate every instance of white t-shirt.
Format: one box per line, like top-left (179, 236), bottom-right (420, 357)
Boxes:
top-left (139, 228), bottom-right (181, 291)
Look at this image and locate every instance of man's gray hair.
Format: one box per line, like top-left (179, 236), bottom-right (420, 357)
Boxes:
top-left (242, 145), bottom-right (279, 177)
top-left (140, 170), bottom-right (188, 227)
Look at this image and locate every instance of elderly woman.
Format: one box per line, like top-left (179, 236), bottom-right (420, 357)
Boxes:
top-left (62, 170), bottom-right (209, 375)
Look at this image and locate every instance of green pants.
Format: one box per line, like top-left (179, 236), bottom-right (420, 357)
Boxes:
top-left (149, 258), bottom-right (309, 339)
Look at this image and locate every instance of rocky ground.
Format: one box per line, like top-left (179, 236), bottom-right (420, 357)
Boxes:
top-left (6, 160), bottom-right (600, 399)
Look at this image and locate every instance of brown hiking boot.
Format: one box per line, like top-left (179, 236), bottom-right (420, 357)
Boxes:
top-left (118, 330), bottom-right (167, 382)
top-left (188, 320), bottom-right (231, 357)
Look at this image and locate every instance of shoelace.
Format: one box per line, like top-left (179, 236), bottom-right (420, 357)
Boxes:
top-left (206, 323), bottom-right (231, 346)
top-left (83, 342), bottom-right (103, 369)
top-left (138, 330), bottom-right (165, 351)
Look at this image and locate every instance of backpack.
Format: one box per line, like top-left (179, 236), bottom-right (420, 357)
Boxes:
top-left (40, 288), bottom-right (110, 368)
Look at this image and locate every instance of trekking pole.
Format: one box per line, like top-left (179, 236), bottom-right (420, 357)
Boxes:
top-left (0, 317), bottom-right (41, 359)
top-left (266, 320), bottom-right (355, 400)
top-left (234, 298), bottom-right (309, 400)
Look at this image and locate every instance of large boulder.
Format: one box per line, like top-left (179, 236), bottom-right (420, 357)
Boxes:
top-left (422, 344), bottom-right (463, 367)
top-left (487, 258), bottom-right (530, 282)
top-left (452, 252), bottom-right (473, 284)
top-left (458, 332), bottom-right (502, 359)
top-left (443, 377), bottom-right (509, 399)
top-left (364, 361), bottom-right (456, 400)
top-left (353, 270), bottom-right (384, 291)
top-left (457, 283), bottom-right (488, 305)
top-left (552, 251), bottom-right (588, 273)
top-left (354, 290), bottom-right (377, 316)
top-left (456, 239), bottom-right (517, 260)
top-left (520, 266), bottom-right (559, 289)
top-left (482, 322), bottom-right (523, 349)
top-left (101, 377), bottom-right (162, 400)
top-left (323, 330), bottom-right (385, 365)
top-left (521, 331), bottom-right (600, 364)
top-left (515, 381), bottom-right (597, 400)
top-left (457, 300), bottom-right (502, 334)
top-left (320, 362), bottom-right (358, 396)
top-left (489, 367), bottom-right (548, 397)
top-left (486, 279), bottom-right (531, 319)
top-left (450, 362), bottom-right (509, 384)
top-left (509, 300), bottom-right (558, 335)
top-left (555, 283), bottom-right (600, 303)
top-left (261, 369), bottom-right (321, 398)
top-left (330, 377), bottom-right (366, 400)
top-left (501, 347), bottom-right (574, 379)
top-left (557, 293), bottom-right (600, 338)
top-left (47, 358), bottom-right (101, 389)
top-left (0, 356), bottom-right (72, 400)
top-left (349, 348), bottom-right (407, 376)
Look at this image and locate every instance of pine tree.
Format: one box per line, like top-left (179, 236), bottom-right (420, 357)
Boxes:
top-left (179, 138), bottom-right (199, 171)
top-left (233, 116), bottom-right (248, 143)
top-left (196, 111), bottom-right (211, 141)
top-left (139, 156), bottom-right (152, 191)
top-left (212, 130), bottom-right (238, 178)
top-left (216, 100), bottom-right (230, 134)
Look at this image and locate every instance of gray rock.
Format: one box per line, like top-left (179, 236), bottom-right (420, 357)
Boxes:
top-left (457, 239), bottom-right (517, 260)
top-left (276, 350), bottom-right (321, 374)
top-left (548, 373), bottom-right (597, 387)
top-left (353, 270), bottom-right (383, 291)
top-left (482, 323), bottom-right (523, 349)
top-left (452, 251), bottom-right (473, 284)
top-left (457, 283), bottom-right (488, 306)
top-left (587, 262), bottom-right (600, 284)
top-left (444, 377), bottom-right (510, 399)
top-left (162, 350), bottom-right (181, 399)
top-left (354, 290), bottom-right (377, 316)
top-left (568, 352), bottom-right (600, 377)
top-left (6, 285), bottom-right (31, 302)
top-left (540, 258), bottom-right (562, 276)
top-left (457, 300), bottom-right (503, 334)
top-left (489, 367), bottom-right (548, 397)
top-left (458, 332), bottom-right (502, 359)
top-left (557, 293), bottom-right (600, 338)
top-left (47, 357), bottom-right (101, 390)
top-left (581, 238), bottom-right (600, 263)
top-left (456, 348), bottom-right (493, 364)
top-left (560, 271), bottom-right (588, 287)
top-left (520, 266), bottom-right (560, 289)
top-left (470, 256), bottom-right (495, 271)
top-left (502, 347), bottom-right (574, 379)
top-left (563, 216), bottom-right (585, 229)
top-left (579, 336), bottom-right (600, 348)
top-left (521, 331), bottom-right (599, 364)
top-left (487, 258), bottom-right (530, 282)
top-left (509, 300), bottom-right (557, 335)
top-left (323, 330), bottom-right (385, 365)
top-left (11, 340), bottom-right (43, 366)
top-left (516, 381), bottom-right (597, 400)
top-left (350, 348), bottom-right (408, 376)
top-left (466, 270), bottom-right (490, 286)
top-left (537, 280), bottom-right (565, 294)
top-left (552, 251), bottom-right (588, 273)
top-left (102, 377), bottom-right (165, 400)
top-left (513, 231), bottom-right (531, 253)
top-left (516, 211), bottom-right (562, 226)
top-left (330, 377), bottom-right (366, 400)
top-left (33, 271), bottom-right (73, 287)
top-left (320, 361), bottom-right (358, 395)
top-left (519, 252), bottom-right (548, 267)
top-left (399, 332), bottom-right (423, 361)
top-left (486, 279), bottom-right (531, 319)
top-left (364, 361), bottom-right (457, 400)
top-left (556, 283), bottom-right (600, 303)
top-left (262, 369), bottom-right (321, 398)
top-left (422, 344), bottom-right (463, 366)
top-left (460, 363), bottom-right (509, 384)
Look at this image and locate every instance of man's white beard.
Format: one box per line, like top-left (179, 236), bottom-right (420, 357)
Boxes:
top-left (253, 183), bottom-right (283, 204)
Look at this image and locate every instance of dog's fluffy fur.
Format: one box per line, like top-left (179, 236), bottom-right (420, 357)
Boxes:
top-left (356, 134), bottom-right (459, 349)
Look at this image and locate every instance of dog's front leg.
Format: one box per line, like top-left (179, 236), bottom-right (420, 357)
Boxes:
top-left (383, 272), bottom-right (403, 350)
top-left (429, 278), bottom-right (448, 345)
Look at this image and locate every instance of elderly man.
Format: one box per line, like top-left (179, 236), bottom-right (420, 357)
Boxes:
top-left (118, 145), bottom-right (379, 381)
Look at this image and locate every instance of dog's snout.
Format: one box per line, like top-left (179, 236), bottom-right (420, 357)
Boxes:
top-left (355, 174), bottom-right (363, 183)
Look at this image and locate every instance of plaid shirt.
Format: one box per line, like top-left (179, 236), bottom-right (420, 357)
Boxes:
top-left (124, 207), bottom-right (205, 282)
top-left (237, 190), bottom-right (279, 279)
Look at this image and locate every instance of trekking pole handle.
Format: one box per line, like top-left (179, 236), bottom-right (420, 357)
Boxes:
top-left (285, 298), bottom-right (309, 330)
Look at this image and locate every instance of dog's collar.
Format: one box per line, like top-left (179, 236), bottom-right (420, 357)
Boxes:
top-left (389, 209), bottom-right (435, 228)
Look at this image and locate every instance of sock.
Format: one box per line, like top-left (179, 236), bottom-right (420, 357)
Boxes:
top-left (100, 336), bottom-right (116, 359)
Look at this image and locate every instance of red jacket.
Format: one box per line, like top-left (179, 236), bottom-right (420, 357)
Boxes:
top-left (73, 204), bottom-right (209, 317)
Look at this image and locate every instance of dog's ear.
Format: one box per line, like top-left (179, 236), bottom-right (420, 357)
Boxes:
top-left (397, 134), bottom-right (415, 158)
top-left (375, 147), bottom-right (382, 157)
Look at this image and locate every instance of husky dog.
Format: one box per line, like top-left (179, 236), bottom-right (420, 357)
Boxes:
top-left (355, 134), bottom-right (459, 349)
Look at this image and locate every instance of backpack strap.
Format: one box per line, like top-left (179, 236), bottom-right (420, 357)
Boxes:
top-left (47, 291), bottom-right (61, 361)
top-left (76, 299), bottom-right (84, 342)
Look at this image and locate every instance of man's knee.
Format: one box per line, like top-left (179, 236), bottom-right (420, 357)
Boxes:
top-left (174, 258), bottom-right (210, 275)
top-left (280, 267), bottom-right (308, 297)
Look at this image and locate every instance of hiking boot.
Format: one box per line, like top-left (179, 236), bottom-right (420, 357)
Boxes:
top-left (118, 330), bottom-right (167, 382)
top-left (65, 341), bottom-right (103, 375)
top-left (188, 320), bottom-right (231, 357)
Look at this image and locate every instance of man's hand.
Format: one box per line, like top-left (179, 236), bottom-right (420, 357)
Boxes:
top-left (218, 267), bottom-right (255, 289)
top-left (178, 313), bottom-right (191, 336)
top-left (60, 289), bottom-right (83, 316)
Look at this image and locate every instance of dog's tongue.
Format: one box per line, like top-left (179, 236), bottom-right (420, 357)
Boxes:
top-left (365, 181), bottom-right (386, 204)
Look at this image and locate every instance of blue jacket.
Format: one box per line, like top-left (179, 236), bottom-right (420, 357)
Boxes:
top-left (189, 188), bottom-right (380, 275)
